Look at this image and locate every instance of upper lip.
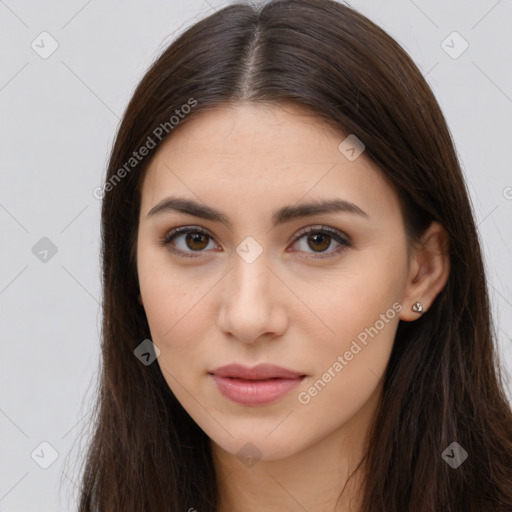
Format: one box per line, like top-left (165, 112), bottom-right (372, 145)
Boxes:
top-left (209, 363), bottom-right (306, 380)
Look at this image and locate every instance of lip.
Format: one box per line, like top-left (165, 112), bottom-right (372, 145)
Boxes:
top-left (209, 363), bottom-right (307, 406)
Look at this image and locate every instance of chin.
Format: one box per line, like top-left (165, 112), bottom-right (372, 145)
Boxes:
top-left (208, 423), bottom-right (305, 463)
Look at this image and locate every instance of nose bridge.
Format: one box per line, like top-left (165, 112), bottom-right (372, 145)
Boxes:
top-left (218, 244), bottom-right (286, 343)
top-left (228, 230), bottom-right (272, 292)
top-left (230, 245), bottom-right (273, 306)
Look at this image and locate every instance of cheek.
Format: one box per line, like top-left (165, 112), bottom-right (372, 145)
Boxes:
top-left (300, 258), bottom-right (404, 352)
top-left (138, 238), bottom-right (199, 337)
top-left (297, 247), bottom-right (405, 394)
top-left (292, 278), bottom-right (401, 443)
top-left (138, 258), bottom-right (215, 380)
top-left (140, 274), bottom-right (209, 402)
top-left (303, 285), bottom-right (399, 395)
top-left (141, 278), bottom-right (208, 347)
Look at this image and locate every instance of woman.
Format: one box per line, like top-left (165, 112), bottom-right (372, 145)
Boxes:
top-left (76, 0), bottom-right (512, 510)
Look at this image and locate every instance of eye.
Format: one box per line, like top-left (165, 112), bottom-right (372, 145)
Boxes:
top-left (160, 226), bottom-right (218, 258)
top-left (289, 225), bottom-right (351, 259)
top-left (160, 225), bottom-right (351, 259)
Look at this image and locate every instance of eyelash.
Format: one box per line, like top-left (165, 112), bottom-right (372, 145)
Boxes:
top-left (159, 225), bottom-right (351, 260)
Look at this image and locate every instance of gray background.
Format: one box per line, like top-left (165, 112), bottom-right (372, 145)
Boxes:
top-left (0, 0), bottom-right (511, 510)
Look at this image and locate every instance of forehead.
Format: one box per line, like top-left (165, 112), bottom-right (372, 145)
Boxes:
top-left (139, 103), bottom-right (401, 222)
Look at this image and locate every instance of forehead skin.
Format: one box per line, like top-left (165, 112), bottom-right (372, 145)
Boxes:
top-left (138, 102), bottom-right (404, 246)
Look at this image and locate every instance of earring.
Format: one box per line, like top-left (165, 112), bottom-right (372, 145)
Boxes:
top-left (411, 301), bottom-right (423, 314)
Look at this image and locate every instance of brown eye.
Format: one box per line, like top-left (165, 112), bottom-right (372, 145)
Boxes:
top-left (161, 225), bottom-right (351, 260)
top-left (185, 232), bottom-right (209, 251)
top-left (291, 226), bottom-right (351, 259)
top-left (161, 226), bottom-right (217, 258)
top-left (306, 232), bottom-right (331, 252)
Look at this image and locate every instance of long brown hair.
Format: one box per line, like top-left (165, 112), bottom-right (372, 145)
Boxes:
top-left (74, 1), bottom-right (512, 510)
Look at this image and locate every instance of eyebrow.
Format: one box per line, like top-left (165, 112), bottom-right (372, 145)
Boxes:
top-left (146, 196), bottom-right (369, 228)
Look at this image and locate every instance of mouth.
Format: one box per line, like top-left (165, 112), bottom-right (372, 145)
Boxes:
top-left (208, 363), bottom-right (307, 406)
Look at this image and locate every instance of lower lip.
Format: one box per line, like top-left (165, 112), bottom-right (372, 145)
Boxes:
top-left (210, 374), bottom-right (305, 406)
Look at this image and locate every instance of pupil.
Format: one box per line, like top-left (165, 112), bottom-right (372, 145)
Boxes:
top-left (309, 233), bottom-right (330, 252)
top-left (187, 233), bottom-right (208, 250)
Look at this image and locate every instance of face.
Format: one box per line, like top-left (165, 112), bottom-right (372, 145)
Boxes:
top-left (136, 102), bottom-right (412, 461)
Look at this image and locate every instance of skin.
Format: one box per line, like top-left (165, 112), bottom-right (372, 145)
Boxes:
top-left (136, 102), bottom-right (450, 511)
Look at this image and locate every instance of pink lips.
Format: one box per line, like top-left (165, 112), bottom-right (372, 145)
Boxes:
top-left (209, 363), bottom-right (306, 406)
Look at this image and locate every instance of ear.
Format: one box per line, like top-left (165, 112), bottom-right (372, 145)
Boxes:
top-left (399, 221), bottom-right (450, 322)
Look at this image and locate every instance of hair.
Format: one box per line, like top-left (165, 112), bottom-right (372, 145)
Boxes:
top-left (74, 0), bottom-right (512, 510)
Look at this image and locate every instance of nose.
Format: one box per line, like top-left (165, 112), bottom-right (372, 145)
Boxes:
top-left (217, 254), bottom-right (288, 344)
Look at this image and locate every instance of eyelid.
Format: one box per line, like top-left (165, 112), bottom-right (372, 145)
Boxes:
top-left (291, 224), bottom-right (352, 245)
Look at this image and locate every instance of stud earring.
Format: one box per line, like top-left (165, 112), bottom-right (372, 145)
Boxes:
top-left (411, 301), bottom-right (423, 314)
